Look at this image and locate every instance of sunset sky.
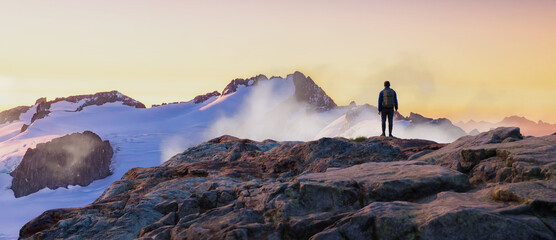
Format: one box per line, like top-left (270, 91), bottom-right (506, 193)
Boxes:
top-left (1, 0), bottom-right (555, 122)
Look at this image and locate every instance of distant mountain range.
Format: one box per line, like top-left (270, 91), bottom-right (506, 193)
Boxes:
top-left (1, 72), bottom-right (553, 141)
top-left (456, 116), bottom-right (556, 137)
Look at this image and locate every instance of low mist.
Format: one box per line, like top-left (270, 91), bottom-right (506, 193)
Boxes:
top-left (203, 77), bottom-right (465, 145)
top-left (60, 140), bottom-right (97, 170)
top-left (204, 79), bottom-right (342, 142)
top-left (160, 135), bottom-right (195, 164)
top-left (315, 107), bottom-right (467, 143)
top-left (159, 75), bottom-right (467, 163)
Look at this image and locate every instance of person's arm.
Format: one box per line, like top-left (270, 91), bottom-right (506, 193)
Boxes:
top-left (394, 90), bottom-right (398, 111)
top-left (378, 91), bottom-right (383, 112)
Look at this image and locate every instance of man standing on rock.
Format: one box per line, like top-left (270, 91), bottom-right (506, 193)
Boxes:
top-left (378, 81), bottom-right (398, 137)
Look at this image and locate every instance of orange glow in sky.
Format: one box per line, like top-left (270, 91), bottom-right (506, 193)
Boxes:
top-left (1, 0), bottom-right (555, 122)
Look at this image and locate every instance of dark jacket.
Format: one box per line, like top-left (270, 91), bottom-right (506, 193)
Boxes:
top-left (378, 87), bottom-right (398, 112)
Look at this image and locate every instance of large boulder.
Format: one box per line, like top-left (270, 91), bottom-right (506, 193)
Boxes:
top-left (416, 127), bottom-right (555, 185)
top-left (490, 180), bottom-right (556, 211)
top-left (311, 188), bottom-right (555, 240)
top-left (256, 137), bottom-right (405, 174)
top-left (162, 135), bottom-right (277, 167)
top-left (297, 161), bottom-right (470, 202)
top-left (10, 131), bottom-right (113, 198)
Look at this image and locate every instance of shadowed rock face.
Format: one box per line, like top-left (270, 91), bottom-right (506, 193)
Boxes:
top-left (10, 131), bottom-right (113, 198)
top-left (222, 75), bottom-right (269, 95)
top-left (219, 72), bottom-right (337, 112)
top-left (19, 133), bottom-right (556, 240)
top-left (291, 71), bottom-right (337, 112)
top-left (312, 186), bottom-right (556, 240)
top-left (29, 98), bottom-right (50, 125)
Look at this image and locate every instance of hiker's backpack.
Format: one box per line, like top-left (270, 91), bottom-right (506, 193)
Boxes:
top-left (382, 89), bottom-right (396, 108)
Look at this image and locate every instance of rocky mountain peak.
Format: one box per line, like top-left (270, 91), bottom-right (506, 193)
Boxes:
top-left (34, 97), bottom-right (47, 105)
top-left (0, 106), bottom-right (31, 125)
top-left (289, 71), bottom-right (337, 112)
top-left (19, 91), bottom-right (146, 133)
top-left (2, 91), bottom-right (146, 126)
top-left (70, 90), bottom-right (146, 111)
top-left (193, 91), bottom-right (221, 104)
top-left (221, 74), bottom-right (269, 96)
top-left (202, 71), bottom-right (337, 111)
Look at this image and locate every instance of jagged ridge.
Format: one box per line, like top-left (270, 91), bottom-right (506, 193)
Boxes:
top-left (151, 71), bottom-right (337, 112)
top-left (15, 91), bottom-right (145, 132)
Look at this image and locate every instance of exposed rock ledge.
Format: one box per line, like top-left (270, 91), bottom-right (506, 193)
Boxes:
top-left (20, 129), bottom-right (556, 239)
top-left (10, 131), bottom-right (113, 198)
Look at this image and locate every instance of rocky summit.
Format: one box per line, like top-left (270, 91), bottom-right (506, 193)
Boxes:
top-left (19, 128), bottom-right (556, 239)
top-left (10, 131), bottom-right (113, 198)
top-left (0, 105), bottom-right (31, 125)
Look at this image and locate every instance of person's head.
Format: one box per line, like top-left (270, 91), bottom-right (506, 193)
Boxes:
top-left (384, 81), bottom-right (390, 88)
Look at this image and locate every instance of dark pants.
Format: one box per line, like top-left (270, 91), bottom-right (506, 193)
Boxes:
top-left (381, 107), bottom-right (394, 136)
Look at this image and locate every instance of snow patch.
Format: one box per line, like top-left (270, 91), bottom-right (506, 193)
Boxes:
top-left (19, 105), bottom-right (37, 124)
top-left (200, 93), bottom-right (236, 111)
top-left (49, 99), bottom-right (88, 112)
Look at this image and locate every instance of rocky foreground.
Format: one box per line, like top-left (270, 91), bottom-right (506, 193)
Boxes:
top-left (20, 128), bottom-right (556, 239)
